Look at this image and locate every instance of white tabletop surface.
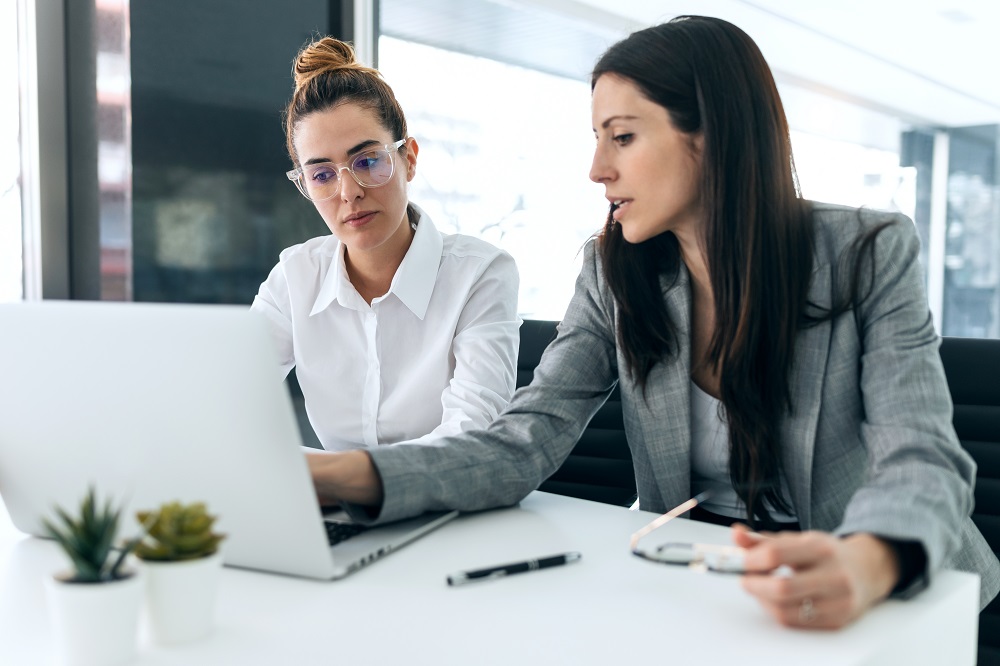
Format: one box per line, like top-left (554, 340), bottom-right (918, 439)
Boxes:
top-left (0, 491), bottom-right (978, 665)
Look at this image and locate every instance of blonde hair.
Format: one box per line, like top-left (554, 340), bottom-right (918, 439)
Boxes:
top-left (284, 37), bottom-right (408, 164)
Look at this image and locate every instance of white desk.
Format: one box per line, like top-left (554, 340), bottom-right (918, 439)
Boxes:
top-left (0, 491), bottom-right (978, 665)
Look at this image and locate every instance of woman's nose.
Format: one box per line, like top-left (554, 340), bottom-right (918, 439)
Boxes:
top-left (339, 171), bottom-right (365, 201)
top-left (589, 147), bottom-right (613, 184)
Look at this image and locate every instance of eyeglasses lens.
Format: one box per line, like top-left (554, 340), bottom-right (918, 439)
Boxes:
top-left (299, 148), bottom-right (394, 201)
top-left (352, 149), bottom-right (394, 186)
top-left (302, 164), bottom-right (340, 199)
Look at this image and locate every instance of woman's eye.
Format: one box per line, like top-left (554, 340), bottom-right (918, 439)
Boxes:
top-left (613, 133), bottom-right (634, 146)
top-left (310, 166), bottom-right (337, 183)
top-left (354, 153), bottom-right (381, 171)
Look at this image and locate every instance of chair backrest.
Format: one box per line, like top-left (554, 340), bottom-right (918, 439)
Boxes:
top-left (517, 320), bottom-right (636, 507)
top-left (941, 337), bottom-right (1000, 555)
top-left (939, 336), bottom-right (1000, 664)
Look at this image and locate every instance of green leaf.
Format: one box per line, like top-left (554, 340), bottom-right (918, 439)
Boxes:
top-left (133, 500), bottom-right (226, 561)
top-left (44, 487), bottom-right (125, 582)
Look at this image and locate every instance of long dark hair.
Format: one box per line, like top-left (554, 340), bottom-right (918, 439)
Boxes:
top-left (594, 16), bottom-right (888, 525)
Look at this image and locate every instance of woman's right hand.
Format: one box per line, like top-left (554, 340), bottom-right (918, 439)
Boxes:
top-left (735, 524), bottom-right (900, 629)
top-left (306, 449), bottom-right (384, 508)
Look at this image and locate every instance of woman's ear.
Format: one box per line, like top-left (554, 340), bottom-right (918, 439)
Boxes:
top-left (689, 132), bottom-right (704, 157)
top-left (404, 137), bottom-right (419, 181)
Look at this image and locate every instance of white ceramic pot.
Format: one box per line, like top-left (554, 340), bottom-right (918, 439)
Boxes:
top-left (44, 570), bottom-right (143, 666)
top-left (140, 550), bottom-right (223, 644)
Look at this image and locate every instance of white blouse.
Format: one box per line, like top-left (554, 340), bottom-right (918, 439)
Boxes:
top-left (251, 206), bottom-right (521, 451)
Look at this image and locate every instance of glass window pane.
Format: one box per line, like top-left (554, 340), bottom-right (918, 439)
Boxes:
top-left (129, 0), bottom-right (335, 304)
top-left (379, 36), bottom-right (606, 319)
top-left (96, 0), bottom-right (131, 300)
top-left (943, 126), bottom-right (1000, 338)
top-left (1, 0), bottom-right (23, 303)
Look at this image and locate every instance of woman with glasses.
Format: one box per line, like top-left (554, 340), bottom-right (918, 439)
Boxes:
top-left (251, 37), bottom-right (520, 451)
top-left (307, 17), bottom-right (999, 627)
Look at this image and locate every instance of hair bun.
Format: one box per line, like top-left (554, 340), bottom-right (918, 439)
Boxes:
top-left (293, 37), bottom-right (380, 91)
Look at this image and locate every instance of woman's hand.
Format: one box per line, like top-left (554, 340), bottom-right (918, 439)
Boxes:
top-left (305, 449), bottom-right (385, 508)
top-left (734, 525), bottom-right (901, 629)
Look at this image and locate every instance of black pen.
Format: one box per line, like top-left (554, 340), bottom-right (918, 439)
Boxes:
top-left (446, 552), bottom-right (582, 586)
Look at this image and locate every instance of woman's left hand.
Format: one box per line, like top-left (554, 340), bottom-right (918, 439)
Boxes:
top-left (734, 525), bottom-right (901, 629)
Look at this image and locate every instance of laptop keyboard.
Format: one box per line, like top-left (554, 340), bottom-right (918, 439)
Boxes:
top-left (324, 520), bottom-right (369, 546)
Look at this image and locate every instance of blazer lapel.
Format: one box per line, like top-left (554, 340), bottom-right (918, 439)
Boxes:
top-left (630, 261), bottom-right (833, 520)
top-left (780, 263), bottom-right (833, 528)
top-left (635, 264), bottom-right (694, 511)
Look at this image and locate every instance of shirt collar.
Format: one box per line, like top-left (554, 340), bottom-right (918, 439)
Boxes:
top-left (386, 204), bottom-right (442, 320)
top-left (309, 204), bottom-right (443, 319)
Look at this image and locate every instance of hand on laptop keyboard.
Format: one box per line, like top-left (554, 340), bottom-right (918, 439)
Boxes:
top-left (324, 521), bottom-right (369, 546)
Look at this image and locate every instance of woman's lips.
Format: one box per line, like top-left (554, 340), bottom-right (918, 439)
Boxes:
top-left (612, 200), bottom-right (631, 221)
top-left (344, 211), bottom-right (377, 227)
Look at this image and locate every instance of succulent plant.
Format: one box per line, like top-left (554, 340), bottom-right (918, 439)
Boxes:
top-left (42, 486), bottom-right (138, 583)
top-left (134, 501), bottom-right (225, 562)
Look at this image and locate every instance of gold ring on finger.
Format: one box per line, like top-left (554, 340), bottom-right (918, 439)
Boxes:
top-left (799, 596), bottom-right (816, 624)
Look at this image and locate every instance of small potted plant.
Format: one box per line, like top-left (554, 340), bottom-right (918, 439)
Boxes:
top-left (134, 501), bottom-right (226, 644)
top-left (42, 486), bottom-right (144, 666)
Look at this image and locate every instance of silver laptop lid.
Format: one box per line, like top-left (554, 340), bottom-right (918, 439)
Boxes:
top-left (0, 301), bottom-right (338, 579)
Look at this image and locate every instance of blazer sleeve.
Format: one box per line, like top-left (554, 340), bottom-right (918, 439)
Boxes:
top-left (832, 215), bottom-right (976, 596)
top-left (345, 240), bottom-right (620, 525)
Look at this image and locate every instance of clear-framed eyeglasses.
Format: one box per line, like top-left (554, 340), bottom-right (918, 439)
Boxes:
top-left (286, 138), bottom-right (407, 202)
top-left (629, 492), bottom-right (747, 573)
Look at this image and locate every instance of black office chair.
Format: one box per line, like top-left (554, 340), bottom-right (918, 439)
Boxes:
top-left (517, 319), bottom-right (636, 507)
top-left (285, 368), bottom-right (323, 450)
top-left (940, 336), bottom-right (1000, 666)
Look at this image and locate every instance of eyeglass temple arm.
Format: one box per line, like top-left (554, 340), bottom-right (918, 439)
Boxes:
top-left (628, 492), bottom-right (710, 552)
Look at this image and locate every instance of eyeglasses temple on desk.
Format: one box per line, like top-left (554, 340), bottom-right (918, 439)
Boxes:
top-left (629, 492), bottom-right (710, 552)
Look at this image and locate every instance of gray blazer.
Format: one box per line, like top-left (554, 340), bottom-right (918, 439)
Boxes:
top-left (359, 202), bottom-right (1000, 608)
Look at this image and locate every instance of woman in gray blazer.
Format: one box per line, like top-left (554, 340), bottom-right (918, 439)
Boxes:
top-left (306, 16), bottom-right (1000, 627)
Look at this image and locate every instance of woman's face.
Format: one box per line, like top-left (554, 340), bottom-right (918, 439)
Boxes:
top-left (589, 74), bottom-right (703, 244)
top-left (293, 103), bottom-right (417, 256)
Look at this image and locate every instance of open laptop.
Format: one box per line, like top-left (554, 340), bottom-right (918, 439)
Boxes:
top-left (0, 300), bottom-right (458, 579)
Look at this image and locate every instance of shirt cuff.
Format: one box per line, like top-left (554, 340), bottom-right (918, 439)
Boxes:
top-left (885, 538), bottom-right (929, 599)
